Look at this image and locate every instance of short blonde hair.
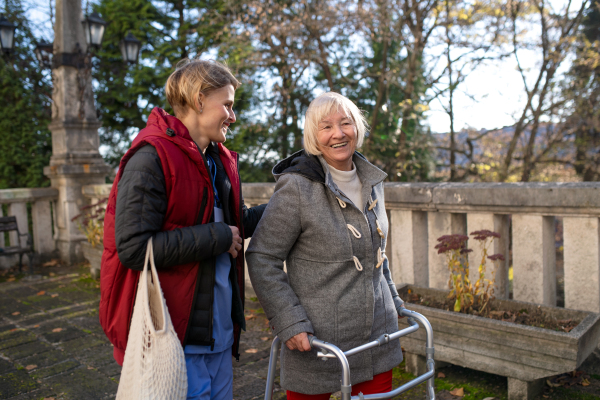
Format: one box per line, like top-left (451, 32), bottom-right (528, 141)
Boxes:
top-left (303, 92), bottom-right (368, 156)
top-left (165, 59), bottom-right (241, 117)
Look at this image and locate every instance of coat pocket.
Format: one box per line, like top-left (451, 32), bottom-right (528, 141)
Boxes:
top-left (301, 297), bottom-right (337, 345)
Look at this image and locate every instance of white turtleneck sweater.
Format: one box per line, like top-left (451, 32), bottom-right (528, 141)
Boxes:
top-left (328, 163), bottom-right (364, 212)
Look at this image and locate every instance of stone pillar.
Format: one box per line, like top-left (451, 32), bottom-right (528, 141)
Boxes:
top-left (466, 213), bottom-right (510, 299)
top-left (389, 210), bottom-right (428, 286)
top-left (32, 200), bottom-right (56, 256)
top-left (404, 353), bottom-right (427, 376)
top-left (428, 212), bottom-right (466, 289)
top-left (43, 0), bottom-right (111, 264)
top-left (507, 377), bottom-right (544, 400)
top-left (512, 215), bottom-right (556, 306)
top-left (563, 217), bottom-right (600, 312)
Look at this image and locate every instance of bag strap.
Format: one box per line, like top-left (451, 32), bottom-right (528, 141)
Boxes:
top-left (141, 238), bottom-right (168, 334)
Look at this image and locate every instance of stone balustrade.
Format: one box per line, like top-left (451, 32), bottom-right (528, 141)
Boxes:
top-left (82, 182), bottom-right (600, 314)
top-left (0, 187), bottom-right (59, 268)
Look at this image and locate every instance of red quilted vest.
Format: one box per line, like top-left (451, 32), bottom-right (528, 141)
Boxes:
top-left (99, 107), bottom-right (244, 365)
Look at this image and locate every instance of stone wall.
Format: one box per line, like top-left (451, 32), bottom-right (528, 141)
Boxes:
top-left (84, 182), bottom-right (600, 313)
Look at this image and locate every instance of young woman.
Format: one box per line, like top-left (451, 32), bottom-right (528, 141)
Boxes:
top-left (100, 59), bottom-right (265, 399)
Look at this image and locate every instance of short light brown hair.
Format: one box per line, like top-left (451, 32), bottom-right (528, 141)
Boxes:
top-left (303, 92), bottom-right (368, 156)
top-left (165, 59), bottom-right (241, 117)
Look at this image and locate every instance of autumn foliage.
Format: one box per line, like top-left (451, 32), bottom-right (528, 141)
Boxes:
top-left (435, 230), bottom-right (505, 315)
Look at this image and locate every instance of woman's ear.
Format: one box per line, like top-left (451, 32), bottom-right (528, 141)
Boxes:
top-left (195, 93), bottom-right (205, 114)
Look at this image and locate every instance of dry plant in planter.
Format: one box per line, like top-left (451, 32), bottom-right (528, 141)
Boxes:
top-left (435, 230), bottom-right (505, 315)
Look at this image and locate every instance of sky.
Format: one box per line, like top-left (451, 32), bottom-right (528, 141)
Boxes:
top-left (25, 0), bottom-right (585, 135)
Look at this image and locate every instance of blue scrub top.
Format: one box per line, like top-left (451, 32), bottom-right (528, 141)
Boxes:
top-left (185, 159), bottom-right (234, 354)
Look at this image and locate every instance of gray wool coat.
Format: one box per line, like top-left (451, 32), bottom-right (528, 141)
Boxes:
top-left (246, 150), bottom-right (405, 394)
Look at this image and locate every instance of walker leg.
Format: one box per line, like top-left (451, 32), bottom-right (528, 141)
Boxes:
top-left (264, 336), bottom-right (281, 400)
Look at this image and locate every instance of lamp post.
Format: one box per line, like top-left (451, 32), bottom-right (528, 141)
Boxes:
top-left (0, 14), bottom-right (16, 55)
top-left (34, 41), bottom-right (54, 68)
top-left (82, 12), bottom-right (107, 51)
top-left (43, 0), bottom-right (111, 264)
top-left (120, 32), bottom-right (142, 64)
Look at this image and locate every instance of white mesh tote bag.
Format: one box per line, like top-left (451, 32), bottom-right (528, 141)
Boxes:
top-left (116, 238), bottom-right (187, 400)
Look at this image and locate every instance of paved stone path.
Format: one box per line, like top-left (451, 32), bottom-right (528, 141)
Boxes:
top-left (2, 262), bottom-right (600, 400)
top-left (0, 264), bottom-right (285, 400)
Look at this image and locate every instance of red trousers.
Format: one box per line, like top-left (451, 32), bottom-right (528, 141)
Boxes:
top-left (286, 370), bottom-right (393, 400)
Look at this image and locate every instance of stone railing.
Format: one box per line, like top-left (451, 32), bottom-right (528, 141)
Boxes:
top-left (83, 182), bottom-right (600, 314)
top-left (0, 187), bottom-right (59, 268)
top-left (82, 184), bottom-right (112, 206)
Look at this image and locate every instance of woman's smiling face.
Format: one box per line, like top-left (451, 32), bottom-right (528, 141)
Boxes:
top-left (197, 84), bottom-right (236, 144)
top-left (316, 110), bottom-right (357, 171)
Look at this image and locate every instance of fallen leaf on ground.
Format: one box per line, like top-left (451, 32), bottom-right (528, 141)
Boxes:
top-left (437, 372), bottom-right (446, 378)
top-left (36, 291), bottom-right (45, 296)
top-left (6, 277), bottom-right (15, 282)
top-left (547, 379), bottom-right (561, 388)
top-left (12, 311), bottom-right (20, 316)
top-left (245, 348), bottom-right (258, 353)
top-left (581, 378), bottom-right (590, 386)
top-left (51, 294), bottom-right (59, 298)
top-left (43, 259), bottom-right (59, 267)
top-left (43, 398), bottom-right (55, 400)
top-left (87, 366), bottom-right (94, 370)
top-left (244, 314), bottom-right (255, 320)
top-left (261, 337), bottom-right (270, 341)
top-left (25, 365), bottom-right (37, 370)
top-left (483, 397), bottom-right (496, 400)
top-left (449, 388), bottom-right (464, 397)
top-left (52, 328), bottom-right (62, 333)
top-left (58, 285), bottom-right (65, 288)
top-left (10, 328), bottom-right (18, 332)
top-left (48, 272), bottom-right (56, 277)
top-left (33, 325), bottom-right (39, 328)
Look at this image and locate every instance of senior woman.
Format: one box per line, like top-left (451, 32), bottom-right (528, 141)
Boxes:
top-left (246, 92), bottom-right (405, 399)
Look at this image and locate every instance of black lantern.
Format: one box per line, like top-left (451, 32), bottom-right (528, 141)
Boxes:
top-left (119, 32), bottom-right (141, 64)
top-left (82, 12), bottom-right (107, 50)
top-left (34, 41), bottom-right (54, 68)
top-left (0, 14), bottom-right (16, 55)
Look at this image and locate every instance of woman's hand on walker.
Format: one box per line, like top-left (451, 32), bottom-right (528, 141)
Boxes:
top-left (285, 332), bottom-right (312, 352)
top-left (228, 226), bottom-right (243, 258)
top-left (397, 305), bottom-right (407, 319)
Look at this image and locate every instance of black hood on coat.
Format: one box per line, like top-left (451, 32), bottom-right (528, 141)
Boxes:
top-left (272, 149), bottom-right (369, 183)
top-left (272, 150), bottom-right (325, 183)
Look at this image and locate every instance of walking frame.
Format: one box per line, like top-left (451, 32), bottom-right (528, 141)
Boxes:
top-left (264, 308), bottom-right (436, 400)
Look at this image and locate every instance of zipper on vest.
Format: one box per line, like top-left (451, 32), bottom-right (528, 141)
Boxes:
top-left (196, 188), bottom-right (208, 225)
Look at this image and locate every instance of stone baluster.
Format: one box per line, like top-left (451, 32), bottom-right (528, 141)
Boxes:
top-left (32, 200), bottom-right (55, 256)
top-left (388, 210), bottom-right (428, 286)
top-left (8, 203), bottom-right (29, 248)
top-left (8, 202), bottom-right (29, 265)
top-left (512, 215), bottom-right (556, 306)
top-left (563, 217), bottom-right (600, 312)
top-left (0, 206), bottom-right (11, 268)
top-left (466, 213), bottom-right (510, 299)
top-left (427, 212), bottom-right (466, 289)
